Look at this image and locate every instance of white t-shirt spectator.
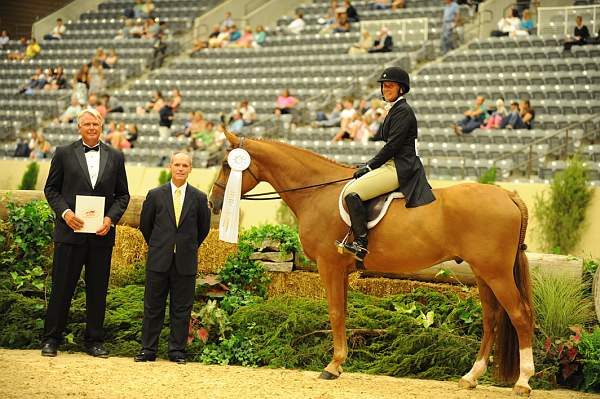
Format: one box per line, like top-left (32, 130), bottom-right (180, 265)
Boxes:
top-left (51, 24), bottom-right (66, 39)
top-left (340, 108), bottom-right (356, 120)
top-left (288, 17), bottom-right (306, 34)
top-left (239, 104), bottom-right (256, 124)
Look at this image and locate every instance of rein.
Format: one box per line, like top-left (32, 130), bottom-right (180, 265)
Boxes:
top-left (213, 137), bottom-right (353, 201)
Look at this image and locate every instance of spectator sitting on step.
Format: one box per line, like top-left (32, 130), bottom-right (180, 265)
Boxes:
top-left (108, 129), bottom-right (131, 150)
top-left (88, 48), bottom-right (109, 69)
top-left (0, 30), bottom-right (9, 49)
top-left (72, 64), bottom-right (90, 105)
top-left (158, 103), bottom-right (174, 139)
top-left (287, 10), bottom-right (306, 34)
top-left (22, 38), bottom-right (41, 60)
top-left (343, 0), bottom-right (360, 23)
top-left (453, 95), bottom-right (486, 135)
top-left (501, 100), bottom-right (535, 129)
top-left (318, 1), bottom-right (339, 26)
top-left (519, 100), bottom-right (535, 129)
top-left (105, 48), bottom-right (118, 68)
top-left (58, 97), bottom-right (83, 123)
top-left (348, 30), bottom-right (372, 54)
top-left (228, 111), bottom-right (245, 133)
top-left (332, 97), bottom-right (357, 141)
top-left (190, 120), bottom-right (215, 151)
top-left (321, 7), bottom-right (351, 34)
top-left (126, 123), bottom-right (138, 147)
top-left (230, 26), bottom-right (254, 48)
top-left (44, 66), bottom-right (67, 91)
top-left (315, 102), bottom-right (343, 127)
top-left (491, 8), bottom-right (520, 37)
top-left (102, 93), bottom-right (124, 113)
top-left (88, 93), bottom-right (108, 118)
top-left (88, 58), bottom-right (106, 94)
top-left (18, 67), bottom-right (47, 94)
top-left (29, 132), bottom-right (52, 160)
top-left (563, 15), bottom-right (590, 51)
top-left (368, 0), bottom-right (405, 11)
top-left (228, 25), bottom-right (241, 44)
top-left (363, 98), bottom-right (386, 121)
top-left (511, 9), bottom-right (535, 37)
top-left (169, 88), bottom-right (183, 112)
top-left (368, 27), bottom-right (393, 53)
top-left (7, 37), bottom-right (27, 60)
top-left (137, 90), bottom-right (165, 114)
top-left (208, 26), bottom-right (230, 48)
top-left (253, 25), bottom-right (267, 47)
top-left (43, 18), bottom-right (66, 41)
top-left (480, 98), bottom-right (507, 129)
top-left (274, 88), bottom-right (299, 115)
top-left (192, 25), bottom-right (220, 52)
top-left (234, 99), bottom-right (257, 125)
top-left (347, 112), bottom-right (370, 144)
top-left (144, 17), bottom-right (160, 40)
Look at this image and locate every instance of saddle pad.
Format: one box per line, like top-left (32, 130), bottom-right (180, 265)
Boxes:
top-left (338, 181), bottom-right (405, 229)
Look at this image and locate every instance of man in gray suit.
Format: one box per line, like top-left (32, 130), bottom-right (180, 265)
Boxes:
top-left (135, 151), bottom-right (211, 364)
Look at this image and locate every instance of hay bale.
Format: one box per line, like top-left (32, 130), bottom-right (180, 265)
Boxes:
top-left (268, 271), bottom-right (327, 299)
top-left (110, 225), bottom-right (148, 286)
top-left (198, 229), bottom-right (237, 274)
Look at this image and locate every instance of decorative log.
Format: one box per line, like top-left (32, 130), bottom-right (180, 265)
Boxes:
top-left (0, 190), bottom-right (145, 227)
top-left (257, 261), bottom-right (294, 272)
top-left (593, 268), bottom-right (600, 323)
top-left (361, 253), bottom-right (582, 286)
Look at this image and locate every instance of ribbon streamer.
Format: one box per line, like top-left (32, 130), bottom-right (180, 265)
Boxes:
top-left (219, 148), bottom-right (250, 243)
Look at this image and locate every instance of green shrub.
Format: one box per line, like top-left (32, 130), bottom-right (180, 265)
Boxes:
top-left (18, 161), bottom-right (39, 190)
top-left (532, 268), bottom-right (595, 338)
top-left (0, 289), bottom-right (45, 348)
top-left (478, 166), bottom-right (497, 184)
top-left (579, 327), bottom-right (600, 392)
top-left (534, 157), bottom-right (593, 254)
top-left (0, 199), bottom-right (54, 294)
top-left (158, 170), bottom-right (172, 186)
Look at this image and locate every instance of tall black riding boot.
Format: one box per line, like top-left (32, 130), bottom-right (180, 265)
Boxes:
top-left (343, 192), bottom-right (368, 261)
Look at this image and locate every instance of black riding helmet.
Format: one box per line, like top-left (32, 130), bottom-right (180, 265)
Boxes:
top-left (377, 67), bottom-right (410, 98)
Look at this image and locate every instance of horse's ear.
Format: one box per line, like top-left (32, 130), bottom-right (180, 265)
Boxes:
top-left (224, 131), bottom-right (240, 147)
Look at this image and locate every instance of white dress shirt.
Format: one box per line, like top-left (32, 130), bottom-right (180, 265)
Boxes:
top-left (83, 143), bottom-right (100, 188)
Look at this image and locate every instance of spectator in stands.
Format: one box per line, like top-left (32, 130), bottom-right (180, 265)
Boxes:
top-left (228, 111), bottom-right (245, 133)
top-left (344, 0), bottom-right (360, 23)
top-left (18, 67), bottom-right (47, 94)
top-left (134, 0), bottom-right (145, 19)
top-left (232, 26), bottom-right (254, 48)
top-left (45, 66), bottom-right (67, 91)
top-left (287, 10), bottom-right (306, 35)
top-left (512, 9), bottom-right (535, 37)
top-left (453, 95), bottom-right (486, 135)
top-left (228, 25), bottom-right (241, 43)
top-left (253, 25), bottom-right (267, 47)
top-left (331, 9), bottom-right (351, 33)
top-left (138, 90), bottom-right (165, 114)
top-left (130, 19), bottom-right (144, 38)
top-left (189, 111), bottom-right (208, 137)
top-left (208, 26), bottom-right (229, 48)
top-left (106, 48), bottom-right (118, 68)
top-left (563, 15), bottom-right (590, 51)
top-left (274, 88), bottom-right (299, 115)
top-left (368, 0), bottom-right (405, 10)
top-left (58, 97), bottom-right (83, 123)
top-left (115, 19), bottom-right (133, 40)
top-left (363, 98), bottom-right (386, 121)
top-left (29, 132), bottom-right (52, 160)
top-left (158, 103), bottom-right (174, 139)
top-left (500, 101), bottom-right (529, 129)
top-left (519, 99), bottom-right (535, 129)
top-left (88, 93), bottom-right (107, 118)
top-left (23, 38), bottom-right (41, 60)
top-left (170, 88), bottom-right (183, 112)
top-left (88, 48), bottom-right (109, 69)
top-left (125, 124), bottom-right (139, 147)
top-left (491, 8), bottom-right (520, 37)
top-left (347, 112), bottom-right (370, 143)
top-left (368, 27), bottom-right (393, 53)
top-left (235, 99), bottom-right (257, 125)
top-left (108, 129), bottom-right (131, 150)
top-left (72, 64), bottom-right (90, 105)
top-left (349, 30), bottom-right (372, 54)
top-left (318, 1), bottom-right (339, 26)
top-left (190, 120), bottom-right (216, 151)
top-left (441, 0), bottom-right (460, 54)
top-left (88, 58), bottom-right (106, 94)
top-left (0, 30), bottom-right (9, 49)
top-left (221, 11), bottom-right (234, 31)
top-left (481, 98), bottom-right (507, 129)
top-left (144, 18), bottom-right (160, 40)
top-left (332, 97), bottom-right (357, 141)
top-left (150, 31), bottom-right (167, 69)
top-left (7, 37), bottom-right (27, 60)
top-left (141, 0), bottom-right (155, 19)
top-left (315, 102), bottom-right (343, 127)
top-left (43, 18), bottom-right (66, 41)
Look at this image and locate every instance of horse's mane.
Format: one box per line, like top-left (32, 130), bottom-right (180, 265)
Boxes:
top-left (247, 137), bottom-right (354, 170)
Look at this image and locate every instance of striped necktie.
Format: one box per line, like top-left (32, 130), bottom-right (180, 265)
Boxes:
top-left (174, 187), bottom-right (182, 226)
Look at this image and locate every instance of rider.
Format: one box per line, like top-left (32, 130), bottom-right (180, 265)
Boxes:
top-left (342, 67), bottom-right (436, 262)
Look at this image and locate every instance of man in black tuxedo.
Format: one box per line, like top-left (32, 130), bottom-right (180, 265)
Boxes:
top-left (42, 108), bottom-right (130, 357)
top-left (135, 151), bottom-right (211, 364)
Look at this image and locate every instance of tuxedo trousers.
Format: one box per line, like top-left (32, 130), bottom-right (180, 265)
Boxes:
top-left (43, 241), bottom-right (112, 345)
top-left (141, 259), bottom-right (195, 355)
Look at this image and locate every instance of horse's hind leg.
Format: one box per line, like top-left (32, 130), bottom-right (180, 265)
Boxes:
top-left (318, 261), bottom-right (349, 379)
top-left (459, 277), bottom-right (501, 389)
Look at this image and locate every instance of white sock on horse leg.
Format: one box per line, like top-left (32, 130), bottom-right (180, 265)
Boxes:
top-left (515, 347), bottom-right (534, 388)
top-left (462, 358), bottom-right (487, 385)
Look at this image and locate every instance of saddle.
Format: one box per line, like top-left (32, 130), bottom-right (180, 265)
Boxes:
top-left (338, 181), bottom-right (405, 229)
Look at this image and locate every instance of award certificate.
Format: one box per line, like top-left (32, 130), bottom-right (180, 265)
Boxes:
top-left (75, 195), bottom-right (105, 233)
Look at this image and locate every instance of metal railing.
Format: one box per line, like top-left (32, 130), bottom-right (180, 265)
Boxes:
top-left (492, 114), bottom-right (600, 180)
top-left (537, 5), bottom-right (599, 37)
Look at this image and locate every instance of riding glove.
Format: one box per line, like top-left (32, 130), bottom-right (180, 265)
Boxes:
top-left (353, 165), bottom-right (371, 179)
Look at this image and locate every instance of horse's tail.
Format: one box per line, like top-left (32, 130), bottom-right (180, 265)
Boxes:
top-left (494, 191), bottom-right (533, 383)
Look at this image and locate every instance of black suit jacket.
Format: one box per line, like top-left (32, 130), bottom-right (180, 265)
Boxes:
top-left (140, 183), bottom-right (211, 276)
top-left (44, 139), bottom-right (130, 246)
top-left (368, 98), bottom-right (435, 208)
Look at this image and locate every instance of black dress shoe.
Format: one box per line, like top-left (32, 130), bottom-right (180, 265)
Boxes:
top-left (134, 351), bottom-right (156, 362)
top-left (85, 344), bottom-right (109, 358)
top-left (169, 355), bottom-right (186, 364)
top-left (41, 342), bottom-right (58, 357)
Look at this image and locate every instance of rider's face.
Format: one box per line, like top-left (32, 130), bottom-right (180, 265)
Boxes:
top-left (382, 81), bottom-right (401, 102)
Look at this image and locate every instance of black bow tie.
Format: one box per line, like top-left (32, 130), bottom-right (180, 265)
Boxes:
top-left (84, 145), bottom-right (100, 153)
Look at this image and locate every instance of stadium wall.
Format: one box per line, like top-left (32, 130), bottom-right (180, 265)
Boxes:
top-left (0, 159), bottom-right (598, 258)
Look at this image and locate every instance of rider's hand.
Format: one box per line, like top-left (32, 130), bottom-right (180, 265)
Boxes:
top-left (353, 165), bottom-right (371, 179)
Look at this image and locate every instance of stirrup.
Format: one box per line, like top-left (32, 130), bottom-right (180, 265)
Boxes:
top-left (342, 242), bottom-right (368, 261)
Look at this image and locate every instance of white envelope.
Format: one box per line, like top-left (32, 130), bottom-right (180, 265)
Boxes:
top-left (75, 195), bottom-right (105, 234)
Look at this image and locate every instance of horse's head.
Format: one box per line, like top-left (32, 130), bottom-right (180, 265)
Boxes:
top-left (209, 131), bottom-right (261, 214)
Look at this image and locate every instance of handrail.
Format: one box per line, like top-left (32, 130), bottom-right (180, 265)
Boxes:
top-left (492, 113), bottom-right (600, 179)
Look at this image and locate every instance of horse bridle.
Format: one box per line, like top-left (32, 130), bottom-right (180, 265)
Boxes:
top-left (212, 137), bottom-right (353, 201)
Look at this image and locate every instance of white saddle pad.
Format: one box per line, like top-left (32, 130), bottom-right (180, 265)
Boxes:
top-left (338, 181), bottom-right (405, 229)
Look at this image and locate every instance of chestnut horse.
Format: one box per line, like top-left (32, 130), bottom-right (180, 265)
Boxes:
top-left (209, 132), bottom-right (534, 395)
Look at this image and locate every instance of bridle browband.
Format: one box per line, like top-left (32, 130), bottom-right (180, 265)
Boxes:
top-left (212, 137), bottom-right (353, 201)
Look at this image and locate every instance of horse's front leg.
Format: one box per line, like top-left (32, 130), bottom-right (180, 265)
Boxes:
top-left (318, 261), bottom-right (349, 379)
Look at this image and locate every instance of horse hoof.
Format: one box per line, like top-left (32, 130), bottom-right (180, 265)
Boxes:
top-left (512, 385), bottom-right (531, 397)
top-left (458, 377), bottom-right (477, 389)
top-left (319, 370), bottom-right (339, 380)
